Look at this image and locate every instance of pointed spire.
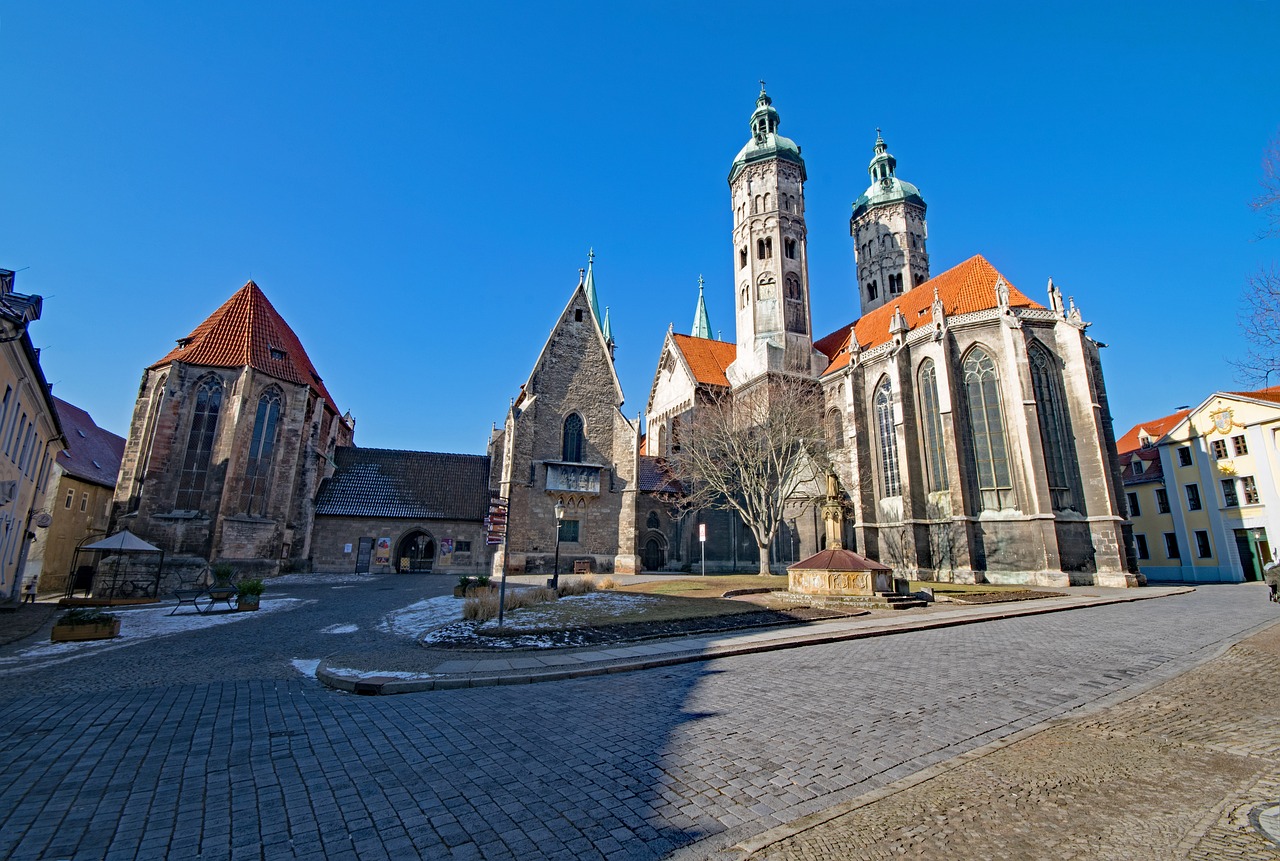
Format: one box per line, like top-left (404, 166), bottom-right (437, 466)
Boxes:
top-left (691, 275), bottom-right (712, 339)
top-left (583, 248), bottom-right (603, 331)
top-left (602, 305), bottom-right (613, 344)
top-left (868, 128), bottom-right (897, 185)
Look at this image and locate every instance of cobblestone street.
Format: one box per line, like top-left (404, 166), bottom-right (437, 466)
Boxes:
top-left (743, 614), bottom-right (1280, 861)
top-left (0, 581), bottom-right (1277, 860)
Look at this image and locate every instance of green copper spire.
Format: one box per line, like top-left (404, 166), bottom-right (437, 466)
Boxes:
top-left (691, 275), bottom-right (712, 339)
top-left (602, 305), bottom-right (613, 343)
top-left (583, 247), bottom-right (603, 331)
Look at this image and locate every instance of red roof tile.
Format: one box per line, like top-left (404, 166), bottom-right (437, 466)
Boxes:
top-left (815, 255), bottom-right (1043, 376)
top-left (1227, 384), bottom-right (1280, 405)
top-left (671, 334), bottom-right (736, 388)
top-left (151, 281), bottom-right (341, 414)
top-left (1116, 410), bottom-right (1190, 455)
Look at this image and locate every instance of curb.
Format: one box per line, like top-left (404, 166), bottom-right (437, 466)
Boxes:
top-left (316, 586), bottom-right (1196, 696)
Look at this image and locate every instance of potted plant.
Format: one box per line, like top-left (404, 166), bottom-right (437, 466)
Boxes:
top-left (235, 578), bottom-right (265, 611)
top-left (51, 607), bottom-right (120, 642)
top-left (453, 574), bottom-right (474, 598)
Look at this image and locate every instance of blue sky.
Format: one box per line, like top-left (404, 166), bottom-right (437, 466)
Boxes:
top-left (3, 2), bottom-right (1277, 452)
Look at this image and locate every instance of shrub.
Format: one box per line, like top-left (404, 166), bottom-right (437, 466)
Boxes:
top-left (598, 577), bottom-right (618, 590)
top-left (462, 586), bottom-right (558, 622)
top-left (236, 579), bottom-right (265, 598)
top-left (58, 607), bottom-right (116, 626)
top-left (211, 563), bottom-right (236, 584)
top-left (476, 573), bottom-right (491, 588)
top-left (457, 574), bottom-right (473, 590)
top-left (557, 576), bottom-right (598, 598)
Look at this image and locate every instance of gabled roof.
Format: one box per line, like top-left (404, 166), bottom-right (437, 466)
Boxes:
top-left (150, 281), bottom-right (341, 414)
top-left (1116, 409), bottom-right (1191, 455)
top-left (315, 448), bottom-right (491, 521)
top-left (52, 397), bottom-right (125, 489)
top-left (670, 334), bottom-right (736, 388)
top-left (638, 455), bottom-right (682, 494)
top-left (815, 255), bottom-right (1043, 376)
top-left (789, 548), bottom-right (891, 572)
top-left (1119, 448), bottom-right (1164, 486)
top-left (1227, 384), bottom-right (1280, 405)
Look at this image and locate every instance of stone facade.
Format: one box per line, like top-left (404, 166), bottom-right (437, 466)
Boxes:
top-left (490, 267), bottom-right (640, 577)
top-left (310, 515), bottom-right (490, 575)
top-left (111, 282), bottom-right (354, 586)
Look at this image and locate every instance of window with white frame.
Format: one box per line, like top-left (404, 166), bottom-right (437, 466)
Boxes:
top-left (1222, 478), bottom-right (1239, 507)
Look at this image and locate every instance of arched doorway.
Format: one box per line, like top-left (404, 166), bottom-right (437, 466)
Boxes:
top-left (643, 535), bottom-right (666, 571)
top-left (395, 530), bottom-right (436, 573)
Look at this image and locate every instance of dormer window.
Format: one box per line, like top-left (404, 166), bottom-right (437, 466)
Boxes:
top-left (176, 337), bottom-right (192, 350)
top-left (269, 347), bottom-right (287, 361)
top-left (1132, 460), bottom-right (1144, 475)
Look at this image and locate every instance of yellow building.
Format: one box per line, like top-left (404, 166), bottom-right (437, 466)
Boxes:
top-left (26, 397), bottom-right (125, 595)
top-left (1118, 386), bottom-right (1280, 583)
top-left (0, 269), bottom-right (66, 603)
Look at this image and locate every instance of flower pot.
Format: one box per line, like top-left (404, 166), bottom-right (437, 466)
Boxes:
top-left (51, 618), bottom-right (121, 642)
top-left (237, 595), bottom-right (261, 611)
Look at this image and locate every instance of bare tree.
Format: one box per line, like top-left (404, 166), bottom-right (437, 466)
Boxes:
top-left (1236, 135), bottom-right (1280, 385)
top-left (667, 376), bottom-right (831, 575)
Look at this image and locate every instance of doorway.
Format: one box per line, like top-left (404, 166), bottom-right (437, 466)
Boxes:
top-left (396, 530), bottom-right (436, 573)
top-left (355, 537), bottom-right (373, 573)
top-left (643, 537), bottom-right (666, 571)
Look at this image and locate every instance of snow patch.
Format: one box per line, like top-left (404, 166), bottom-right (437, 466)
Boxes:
top-left (477, 591), bottom-right (658, 632)
top-left (291, 658), bottom-right (321, 678)
top-left (320, 623), bottom-right (358, 634)
top-left (0, 597), bottom-right (308, 674)
top-left (377, 596), bottom-right (461, 639)
top-left (325, 667), bottom-right (437, 681)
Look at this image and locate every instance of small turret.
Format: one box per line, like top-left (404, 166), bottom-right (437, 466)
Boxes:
top-left (691, 275), bottom-right (712, 339)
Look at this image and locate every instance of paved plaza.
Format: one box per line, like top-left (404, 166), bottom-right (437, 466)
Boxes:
top-left (1, 578), bottom-right (1278, 860)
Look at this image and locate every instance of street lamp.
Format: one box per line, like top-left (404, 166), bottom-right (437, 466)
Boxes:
top-left (551, 500), bottom-right (565, 591)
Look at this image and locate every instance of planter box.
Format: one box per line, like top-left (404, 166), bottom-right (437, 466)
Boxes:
top-left (453, 585), bottom-right (496, 598)
top-left (51, 619), bottom-right (120, 642)
top-left (237, 596), bottom-right (261, 611)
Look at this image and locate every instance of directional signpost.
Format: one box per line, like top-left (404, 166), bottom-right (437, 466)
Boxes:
top-left (486, 498), bottom-right (511, 625)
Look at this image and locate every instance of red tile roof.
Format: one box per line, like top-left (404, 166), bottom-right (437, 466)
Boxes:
top-left (1116, 410), bottom-right (1190, 455)
top-left (789, 547), bottom-right (891, 572)
top-left (52, 397), bottom-right (126, 489)
top-left (151, 281), bottom-right (341, 414)
top-left (1120, 448), bottom-right (1164, 485)
top-left (815, 255), bottom-right (1043, 376)
top-left (671, 334), bottom-right (736, 388)
top-left (1228, 384), bottom-right (1280, 405)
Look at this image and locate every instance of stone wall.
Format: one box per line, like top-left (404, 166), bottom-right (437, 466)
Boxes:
top-left (311, 516), bottom-right (490, 575)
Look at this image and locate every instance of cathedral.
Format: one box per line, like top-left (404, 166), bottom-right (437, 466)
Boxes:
top-left (105, 86), bottom-right (1137, 589)
top-left (495, 86), bottom-right (1139, 587)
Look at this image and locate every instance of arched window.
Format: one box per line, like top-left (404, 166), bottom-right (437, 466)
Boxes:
top-left (1029, 343), bottom-right (1080, 511)
top-left (917, 359), bottom-right (948, 491)
top-left (646, 511), bottom-right (661, 530)
top-left (240, 388), bottom-right (283, 515)
top-left (757, 238), bottom-right (766, 259)
top-left (874, 377), bottom-right (901, 498)
top-left (868, 279), bottom-right (878, 300)
top-left (561, 413), bottom-right (584, 462)
top-left (175, 375), bottom-right (223, 510)
top-left (826, 408), bottom-right (843, 447)
top-left (763, 192), bottom-right (771, 211)
top-left (785, 238), bottom-right (797, 259)
top-left (740, 283), bottom-right (749, 308)
top-left (670, 416), bottom-right (682, 454)
top-left (963, 347), bottom-right (1014, 511)
top-left (137, 373), bottom-right (168, 483)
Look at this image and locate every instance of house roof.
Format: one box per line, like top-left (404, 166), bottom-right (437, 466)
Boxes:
top-left (1227, 384), bottom-right (1280, 405)
top-left (638, 455), bottom-right (682, 494)
top-left (815, 255), bottom-right (1043, 376)
top-left (1119, 448), bottom-right (1164, 486)
top-left (670, 333), bottom-right (736, 388)
top-left (315, 447), bottom-right (491, 521)
top-left (150, 280), bottom-right (341, 415)
top-left (788, 547), bottom-right (891, 572)
top-left (1116, 409), bottom-right (1191, 455)
top-left (52, 397), bottom-right (125, 489)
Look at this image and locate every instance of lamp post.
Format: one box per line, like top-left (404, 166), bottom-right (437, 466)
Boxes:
top-left (551, 500), bottom-right (565, 591)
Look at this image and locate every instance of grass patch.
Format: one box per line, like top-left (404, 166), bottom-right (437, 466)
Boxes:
top-left (617, 575), bottom-right (789, 599)
top-left (463, 586), bottom-right (558, 622)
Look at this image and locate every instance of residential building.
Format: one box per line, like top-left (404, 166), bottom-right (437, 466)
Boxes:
top-left (1119, 388), bottom-right (1280, 582)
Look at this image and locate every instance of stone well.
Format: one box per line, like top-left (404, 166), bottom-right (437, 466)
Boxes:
top-left (788, 548), bottom-right (893, 597)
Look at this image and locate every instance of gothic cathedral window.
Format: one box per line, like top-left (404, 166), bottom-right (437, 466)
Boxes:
top-left (240, 388), bottom-right (283, 516)
top-left (917, 359), bottom-right (949, 492)
top-left (1028, 343), bottom-right (1080, 511)
top-left (175, 375), bottom-right (223, 511)
top-left (962, 348), bottom-right (1014, 511)
top-left (562, 413), bottom-right (584, 463)
top-left (874, 377), bottom-right (901, 498)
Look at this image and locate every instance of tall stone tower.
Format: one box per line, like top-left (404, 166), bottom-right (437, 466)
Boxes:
top-left (850, 130), bottom-right (930, 315)
top-left (725, 85), bottom-right (821, 388)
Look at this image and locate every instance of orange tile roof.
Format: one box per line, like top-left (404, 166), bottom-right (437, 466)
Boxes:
top-left (671, 333), bottom-right (736, 387)
top-left (1228, 384), bottom-right (1280, 405)
top-left (151, 280), bottom-right (341, 414)
top-left (815, 255), bottom-right (1044, 376)
top-left (1115, 409), bottom-right (1190, 455)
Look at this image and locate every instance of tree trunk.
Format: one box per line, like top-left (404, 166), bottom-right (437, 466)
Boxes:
top-left (757, 543), bottom-right (771, 576)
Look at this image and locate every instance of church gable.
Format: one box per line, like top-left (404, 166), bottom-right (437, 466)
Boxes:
top-left (523, 283), bottom-right (623, 409)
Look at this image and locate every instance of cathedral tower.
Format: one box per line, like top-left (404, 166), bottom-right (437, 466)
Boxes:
top-left (725, 85), bottom-right (819, 388)
top-left (850, 131), bottom-right (930, 315)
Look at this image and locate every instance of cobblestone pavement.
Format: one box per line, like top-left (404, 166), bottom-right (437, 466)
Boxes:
top-left (741, 613), bottom-right (1280, 861)
top-left (0, 583), bottom-right (1276, 861)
